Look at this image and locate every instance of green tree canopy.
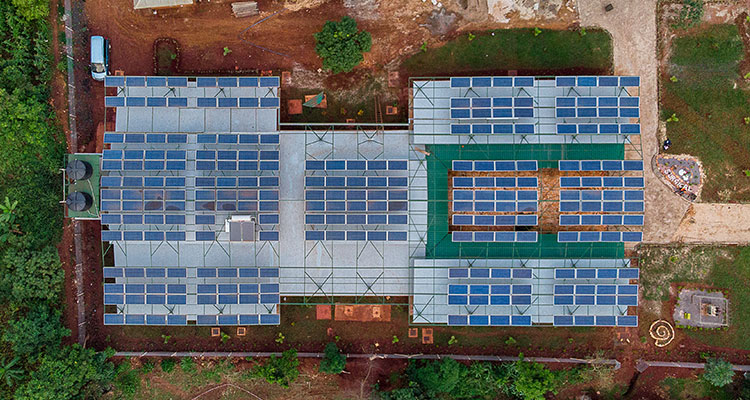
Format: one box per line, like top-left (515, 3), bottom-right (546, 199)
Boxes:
top-left (0, 245), bottom-right (63, 306)
top-left (703, 358), bottom-right (734, 387)
top-left (10, 0), bottom-right (49, 21)
top-left (314, 16), bottom-right (372, 74)
top-left (407, 358), bottom-right (465, 397)
top-left (14, 344), bottom-right (116, 400)
top-left (319, 342), bottom-right (346, 374)
top-left (253, 349), bottom-right (299, 388)
top-left (506, 356), bottom-right (561, 400)
top-left (2, 303), bottom-right (70, 361)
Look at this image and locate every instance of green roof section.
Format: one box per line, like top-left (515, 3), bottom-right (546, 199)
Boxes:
top-left (425, 143), bottom-right (626, 259)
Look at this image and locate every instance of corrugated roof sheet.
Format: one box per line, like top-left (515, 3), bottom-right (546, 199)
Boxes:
top-left (133, 0), bottom-right (193, 9)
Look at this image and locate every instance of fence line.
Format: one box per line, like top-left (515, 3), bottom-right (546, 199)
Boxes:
top-left (114, 351), bottom-right (621, 369)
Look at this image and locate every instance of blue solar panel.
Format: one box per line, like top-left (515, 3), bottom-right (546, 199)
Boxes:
top-left (259, 77), bottom-right (280, 87)
top-left (239, 77), bottom-right (259, 87)
top-left (619, 268), bottom-right (639, 279)
top-left (451, 77), bottom-right (471, 87)
top-left (556, 77), bottom-right (576, 86)
top-left (617, 315), bottom-right (638, 326)
top-left (511, 315), bottom-right (531, 326)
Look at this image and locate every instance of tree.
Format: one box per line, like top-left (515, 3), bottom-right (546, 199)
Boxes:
top-left (2, 303), bottom-right (70, 361)
top-left (506, 357), bottom-right (560, 400)
top-left (0, 246), bottom-right (63, 306)
top-left (314, 16), bottom-right (372, 74)
top-left (14, 344), bottom-right (116, 400)
top-left (253, 349), bottom-right (299, 388)
top-left (0, 356), bottom-right (23, 387)
top-left (407, 358), bottom-right (464, 397)
top-left (319, 342), bottom-right (346, 374)
top-left (703, 358), bottom-right (734, 387)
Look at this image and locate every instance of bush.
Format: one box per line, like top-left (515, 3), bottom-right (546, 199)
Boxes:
top-left (314, 16), bottom-right (372, 74)
top-left (2, 303), bottom-right (70, 361)
top-left (180, 357), bottom-right (196, 374)
top-left (0, 246), bottom-right (64, 306)
top-left (161, 358), bottom-right (176, 373)
top-left (675, 0), bottom-right (704, 29)
top-left (253, 349), bottom-right (299, 387)
top-left (319, 342), bottom-right (346, 374)
top-left (11, 0), bottom-right (49, 21)
top-left (114, 363), bottom-right (140, 398)
top-left (14, 345), bottom-right (116, 400)
top-left (507, 356), bottom-right (561, 400)
top-left (703, 358), bottom-right (734, 387)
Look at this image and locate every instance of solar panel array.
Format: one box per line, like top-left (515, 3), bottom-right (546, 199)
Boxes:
top-left (446, 267), bottom-right (535, 326)
top-left (102, 266), bottom-right (280, 325)
top-left (555, 76), bottom-right (640, 87)
top-left (450, 160), bottom-right (539, 243)
top-left (104, 77), bottom-right (281, 109)
top-left (101, 76), bottom-right (281, 326)
top-left (448, 77), bottom-right (536, 135)
top-left (557, 158), bottom-right (644, 242)
top-left (551, 267), bottom-right (639, 327)
top-left (100, 76), bottom-right (280, 243)
top-left (304, 159), bottom-right (409, 241)
top-left (443, 76), bottom-right (640, 137)
top-left (445, 266), bottom-right (639, 326)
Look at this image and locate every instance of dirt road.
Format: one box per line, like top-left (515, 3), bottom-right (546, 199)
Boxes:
top-left (578, 0), bottom-right (690, 244)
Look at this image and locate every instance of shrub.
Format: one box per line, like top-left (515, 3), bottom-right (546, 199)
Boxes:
top-left (314, 16), bottom-right (372, 74)
top-left (675, 0), bottom-right (704, 29)
top-left (0, 246), bottom-right (64, 306)
top-left (703, 358), bottom-right (734, 387)
top-left (253, 349), bottom-right (299, 387)
top-left (319, 343), bottom-right (346, 374)
top-left (161, 358), bottom-right (176, 373)
top-left (14, 345), bottom-right (116, 400)
top-left (2, 303), bottom-right (70, 361)
top-left (180, 357), bottom-right (196, 374)
top-left (141, 360), bottom-right (155, 374)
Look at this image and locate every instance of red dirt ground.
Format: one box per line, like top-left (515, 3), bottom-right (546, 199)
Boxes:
top-left (83, 0), bottom-right (432, 76)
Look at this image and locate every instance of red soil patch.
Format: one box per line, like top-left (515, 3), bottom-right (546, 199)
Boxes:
top-left (316, 305), bottom-right (331, 320)
top-left (334, 304), bottom-right (391, 322)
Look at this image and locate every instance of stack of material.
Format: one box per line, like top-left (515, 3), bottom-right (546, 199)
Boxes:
top-left (232, 1), bottom-right (258, 17)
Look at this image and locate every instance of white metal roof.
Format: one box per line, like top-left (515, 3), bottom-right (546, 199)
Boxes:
top-left (133, 0), bottom-right (193, 10)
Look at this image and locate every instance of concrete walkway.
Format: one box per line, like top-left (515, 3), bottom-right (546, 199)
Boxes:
top-left (637, 359), bottom-right (750, 373)
top-left (577, 0), bottom-right (689, 244)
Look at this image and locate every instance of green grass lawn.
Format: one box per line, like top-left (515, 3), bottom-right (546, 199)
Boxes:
top-left (639, 245), bottom-right (750, 349)
top-left (402, 28), bottom-right (612, 76)
top-left (662, 24), bottom-right (750, 201)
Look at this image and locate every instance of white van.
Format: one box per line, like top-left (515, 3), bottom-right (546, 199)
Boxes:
top-left (90, 36), bottom-right (109, 81)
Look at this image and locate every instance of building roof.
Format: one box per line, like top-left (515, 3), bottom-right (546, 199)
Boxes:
top-left (133, 0), bottom-right (193, 10)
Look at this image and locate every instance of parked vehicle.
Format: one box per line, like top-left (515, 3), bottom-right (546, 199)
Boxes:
top-left (90, 36), bottom-right (109, 81)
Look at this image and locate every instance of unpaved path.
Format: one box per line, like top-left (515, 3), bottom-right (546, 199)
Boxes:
top-left (673, 203), bottom-right (750, 243)
top-left (578, 0), bottom-right (689, 244)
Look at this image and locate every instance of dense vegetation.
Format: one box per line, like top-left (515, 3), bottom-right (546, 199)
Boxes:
top-left (377, 356), bottom-right (584, 400)
top-left (0, 0), bottom-right (116, 398)
top-left (314, 16), bottom-right (372, 74)
top-left (662, 24), bottom-right (750, 201)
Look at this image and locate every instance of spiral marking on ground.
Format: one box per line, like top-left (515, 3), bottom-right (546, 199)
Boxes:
top-left (649, 319), bottom-right (675, 347)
